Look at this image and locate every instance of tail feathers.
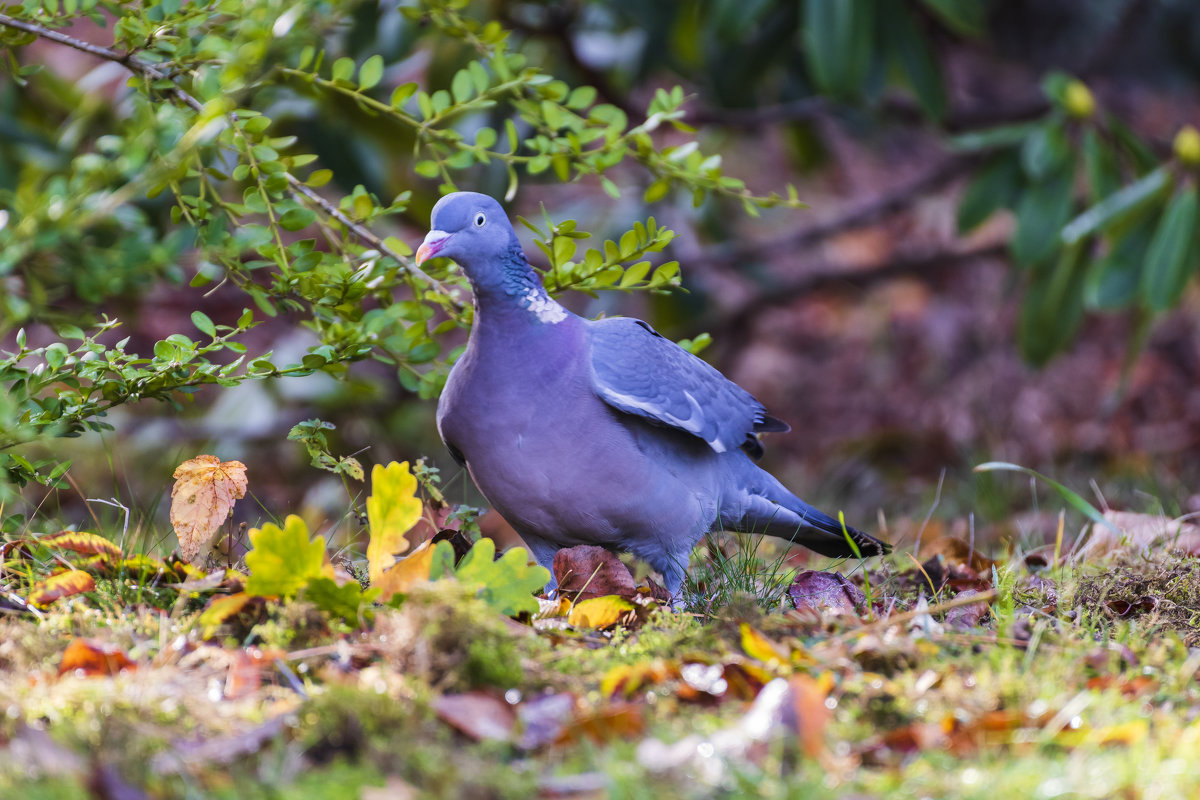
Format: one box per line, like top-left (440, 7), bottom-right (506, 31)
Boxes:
top-left (725, 492), bottom-right (891, 559)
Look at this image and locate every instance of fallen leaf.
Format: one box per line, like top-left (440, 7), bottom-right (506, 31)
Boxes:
top-left (366, 462), bottom-right (423, 583)
top-left (787, 570), bottom-right (865, 615)
top-left (198, 592), bottom-right (257, 638)
top-left (373, 539), bottom-right (437, 601)
top-left (434, 692), bottom-right (515, 742)
top-left (1083, 510), bottom-right (1200, 557)
top-left (517, 692), bottom-right (578, 749)
top-left (152, 716), bottom-right (286, 774)
top-left (58, 638), bottom-right (136, 677)
top-left (601, 660), bottom-right (681, 698)
top-left (921, 537), bottom-right (997, 574)
top-left (170, 455), bottom-right (248, 564)
top-left (553, 546), bottom-right (637, 601)
top-left (635, 677), bottom-right (827, 783)
top-left (39, 531), bottom-right (122, 558)
top-left (568, 595), bottom-right (636, 629)
top-left (740, 623), bottom-right (790, 667)
top-left (27, 569), bottom-right (95, 608)
top-left (244, 515), bottom-right (326, 598)
top-left (557, 703), bottom-right (644, 745)
top-left (945, 589), bottom-right (991, 629)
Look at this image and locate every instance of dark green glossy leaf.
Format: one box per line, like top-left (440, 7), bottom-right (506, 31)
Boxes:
top-left (1061, 166), bottom-right (1170, 246)
top-left (919, 0), bottom-right (985, 37)
top-left (1141, 185), bottom-right (1199, 312)
top-left (1018, 241), bottom-right (1088, 365)
top-left (957, 154), bottom-right (1022, 233)
top-left (1012, 166), bottom-right (1075, 267)
top-left (803, 0), bottom-right (875, 100)
top-left (882, 1), bottom-right (946, 120)
top-left (1084, 215), bottom-right (1156, 311)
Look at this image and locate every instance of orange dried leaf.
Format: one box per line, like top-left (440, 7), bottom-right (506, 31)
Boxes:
top-left (171, 455), bottom-right (248, 564)
top-left (39, 531), bottom-right (121, 558)
top-left (27, 569), bottom-right (95, 608)
top-left (373, 539), bottom-right (435, 602)
top-left (58, 638), bottom-right (136, 677)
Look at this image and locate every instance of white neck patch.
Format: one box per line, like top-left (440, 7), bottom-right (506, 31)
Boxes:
top-left (521, 288), bottom-right (567, 324)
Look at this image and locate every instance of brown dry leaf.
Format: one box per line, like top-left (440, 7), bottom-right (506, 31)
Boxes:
top-left (27, 569), bottom-right (95, 608)
top-left (945, 589), bottom-right (991, 629)
top-left (554, 545), bottom-right (638, 601)
top-left (373, 539), bottom-right (435, 602)
top-left (58, 637), bottom-right (136, 677)
top-left (921, 537), bottom-right (997, 574)
top-left (170, 455), bottom-right (248, 564)
top-left (556, 703), bottom-right (644, 745)
top-left (788, 570), bottom-right (865, 615)
top-left (1082, 510), bottom-right (1200, 558)
top-left (434, 692), bottom-right (515, 742)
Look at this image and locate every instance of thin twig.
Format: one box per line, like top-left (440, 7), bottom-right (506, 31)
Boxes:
top-left (0, 12), bottom-right (458, 306)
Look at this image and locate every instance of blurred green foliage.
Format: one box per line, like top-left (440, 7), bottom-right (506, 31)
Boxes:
top-left (0, 0), bottom-right (1198, 494)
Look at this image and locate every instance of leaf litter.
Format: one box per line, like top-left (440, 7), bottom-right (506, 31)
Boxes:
top-left (3, 459), bottom-right (1200, 797)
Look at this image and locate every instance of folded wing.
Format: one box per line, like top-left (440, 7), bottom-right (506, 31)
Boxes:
top-left (587, 317), bottom-right (788, 459)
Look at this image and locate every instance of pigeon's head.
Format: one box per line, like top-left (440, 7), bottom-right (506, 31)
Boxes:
top-left (415, 192), bottom-right (518, 277)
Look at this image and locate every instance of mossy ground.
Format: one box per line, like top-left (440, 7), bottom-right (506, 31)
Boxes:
top-left (3, 536), bottom-right (1200, 799)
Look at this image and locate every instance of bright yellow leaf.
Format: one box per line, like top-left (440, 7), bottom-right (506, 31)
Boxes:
top-left (740, 623), bottom-right (790, 667)
top-left (568, 595), bottom-right (636, 629)
top-left (366, 462), bottom-right (423, 583)
top-left (244, 515), bottom-right (326, 598)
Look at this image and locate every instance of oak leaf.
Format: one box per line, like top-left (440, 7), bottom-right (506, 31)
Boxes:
top-left (366, 462), bottom-right (423, 583)
top-left (170, 455), bottom-right (248, 564)
top-left (244, 515), bottom-right (325, 598)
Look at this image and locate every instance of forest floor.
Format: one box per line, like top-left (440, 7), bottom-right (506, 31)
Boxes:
top-left (2, 493), bottom-right (1199, 800)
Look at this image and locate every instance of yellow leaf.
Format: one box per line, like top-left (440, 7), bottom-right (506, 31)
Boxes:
top-left (198, 592), bottom-right (254, 638)
top-left (244, 515), bottom-right (326, 598)
top-left (170, 455), bottom-right (248, 564)
top-left (568, 595), bottom-right (636, 629)
top-left (373, 539), bottom-right (436, 601)
top-left (27, 569), bottom-right (95, 608)
top-left (39, 531), bottom-right (121, 558)
top-left (366, 462), bottom-right (423, 583)
top-left (740, 623), bottom-right (790, 667)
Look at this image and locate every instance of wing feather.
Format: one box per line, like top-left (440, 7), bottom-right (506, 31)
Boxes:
top-left (587, 317), bottom-right (788, 457)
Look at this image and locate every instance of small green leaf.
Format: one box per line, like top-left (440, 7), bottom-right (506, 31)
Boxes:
top-left (190, 311), bottom-right (216, 337)
top-left (279, 206), bottom-right (317, 231)
top-left (390, 82), bottom-right (417, 108)
top-left (451, 69), bottom-right (473, 103)
top-left (358, 54), bottom-right (383, 91)
top-left (331, 57), bottom-right (355, 83)
top-left (803, 0), bottom-right (874, 100)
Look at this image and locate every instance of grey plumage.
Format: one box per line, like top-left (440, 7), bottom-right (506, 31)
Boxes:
top-left (417, 191), bottom-right (890, 599)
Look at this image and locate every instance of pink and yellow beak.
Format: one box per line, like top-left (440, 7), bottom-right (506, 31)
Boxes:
top-left (415, 229), bottom-right (452, 266)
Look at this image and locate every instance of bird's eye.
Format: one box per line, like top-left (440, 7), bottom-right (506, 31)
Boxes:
top-left (474, 212), bottom-right (486, 227)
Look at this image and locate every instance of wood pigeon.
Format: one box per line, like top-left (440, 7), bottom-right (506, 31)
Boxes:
top-left (416, 192), bottom-right (890, 600)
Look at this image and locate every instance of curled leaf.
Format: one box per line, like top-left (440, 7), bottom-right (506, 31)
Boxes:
top-left (366, 462), bottom-right (423, 583)
top-left (27, 570), bottom-right (95, 608)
